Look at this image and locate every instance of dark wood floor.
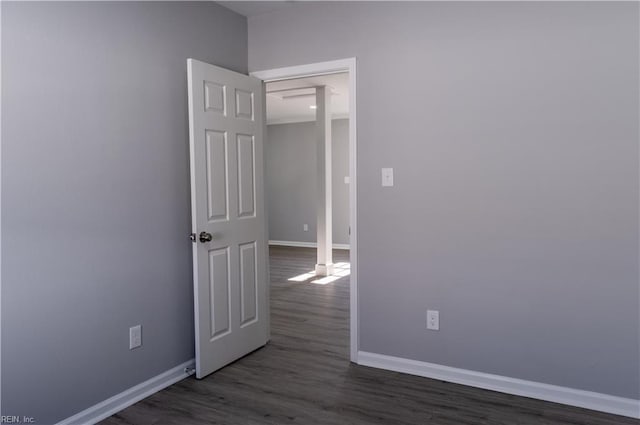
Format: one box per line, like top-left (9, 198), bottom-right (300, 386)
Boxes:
top-left (101, 246), bottom-right (637, 425)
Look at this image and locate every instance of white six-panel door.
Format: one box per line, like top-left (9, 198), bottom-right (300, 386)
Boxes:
top-left (187, 59), bottom-right (268, 379)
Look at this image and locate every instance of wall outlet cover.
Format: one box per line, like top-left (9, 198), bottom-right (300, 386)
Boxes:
top-left (129, 325), bottom-right (142, 350)
top-left (427, 310), bottom-right (439, 331)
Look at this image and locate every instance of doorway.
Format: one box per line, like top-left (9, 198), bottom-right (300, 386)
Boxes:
top-left (252, 59), bottom-right (358, 361)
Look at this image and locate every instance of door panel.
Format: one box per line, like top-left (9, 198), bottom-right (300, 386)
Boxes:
top-left (188, 59), bottom-right (268, 379)
top-left (237, 134), bottom-right (256, 218)
top-left (208, 247), bottom-right (230, 340)
top-left (204, 81), bottom-right (226, 114)
top-left (239, 242), bottom-right (258, 326)
top-left (205, 130), bottom-right (228, 222)
top-left (235, 89), bottom-right (254, 120)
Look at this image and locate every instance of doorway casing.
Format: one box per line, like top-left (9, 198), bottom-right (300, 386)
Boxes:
top-left (252, 58), bottom-right (358, 362)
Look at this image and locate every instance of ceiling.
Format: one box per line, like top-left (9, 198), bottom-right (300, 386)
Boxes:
top-left (218, 1), bottom-right (297, 18)
top-left (265, 72), bottom-right (349, 125)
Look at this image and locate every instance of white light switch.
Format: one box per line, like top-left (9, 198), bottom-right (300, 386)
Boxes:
top-left (344, 176), bottom-right (350, 184)
top-left (382, 168), bottom-right (394, 187)
top-left (303, 224), bottom-right (309, 232)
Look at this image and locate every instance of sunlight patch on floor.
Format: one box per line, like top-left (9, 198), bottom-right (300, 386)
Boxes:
top-left (287, 261), bottom-right (351, 284)
top-left (287, 271), bottom-right (317, 282)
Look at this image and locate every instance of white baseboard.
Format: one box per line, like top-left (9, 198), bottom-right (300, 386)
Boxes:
top-left (357, 351), bottom-right (639, 419)
top-left (57, 359), bottom-right (195, 425)
top-left (269, 240), bottom-right (350, 250)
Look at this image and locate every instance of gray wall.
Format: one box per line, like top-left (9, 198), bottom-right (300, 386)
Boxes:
top-left (266, 119), bottom-right (349, 245)
top-left (249, 1), bottom-right (640, 399)
top-left (1, 2), bottom-right (246, 423)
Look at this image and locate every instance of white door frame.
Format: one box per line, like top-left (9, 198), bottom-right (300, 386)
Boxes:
top-left (251, 58), bottom-right (358, 362)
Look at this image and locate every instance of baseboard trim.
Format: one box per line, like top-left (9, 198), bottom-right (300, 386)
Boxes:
top-left (357, 351), bottom-right (639, 419)
top-left (56, 359), bottom-right (195, 425)
top-left (269, 240), bottom-right (350, 250)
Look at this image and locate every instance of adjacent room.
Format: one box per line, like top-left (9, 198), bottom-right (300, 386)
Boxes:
top-left (2, 1), bottom-right (638, 424)
top-left (265, 73), bottom-right (351, 253)
top-left (264, 71), bottom-right (352, 291)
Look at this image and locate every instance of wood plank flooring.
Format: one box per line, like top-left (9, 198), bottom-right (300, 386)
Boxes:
top-left (101, 246), bottom-right (637, 425)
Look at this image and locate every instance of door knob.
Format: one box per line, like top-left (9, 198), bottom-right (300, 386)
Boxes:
top-left (199, 231), bottom-right (213, 243)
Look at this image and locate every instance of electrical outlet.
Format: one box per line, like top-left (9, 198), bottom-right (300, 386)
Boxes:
top-left (426, 310), bottom-right (439, 331)
top-left (303, 224), bottom-right (309, 232)
top-left (129, 325), bottom-right (142, 349)
top-left (382, 168), bottom-right (394, 187)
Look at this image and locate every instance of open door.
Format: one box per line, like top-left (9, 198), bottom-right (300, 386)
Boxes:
top-left (187, 59), bottom-right (269, 379)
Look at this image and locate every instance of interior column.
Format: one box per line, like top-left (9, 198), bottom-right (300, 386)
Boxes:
top-left (315, 86), bottom-right (333, 276)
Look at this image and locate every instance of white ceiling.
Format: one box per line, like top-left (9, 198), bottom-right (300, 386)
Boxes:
top-left (265, 73), bottom-right (349, 125)
top-left (218, 1), bottom-right (296, 18)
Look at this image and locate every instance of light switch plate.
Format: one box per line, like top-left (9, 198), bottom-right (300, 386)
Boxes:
top-left (382, 168), bottom-right (394, 187)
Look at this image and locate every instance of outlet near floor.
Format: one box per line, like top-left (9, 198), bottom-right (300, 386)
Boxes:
top-left (426, 310), bottom-right (439, 331)
top-left (129, 325), bottom-right (142, 349)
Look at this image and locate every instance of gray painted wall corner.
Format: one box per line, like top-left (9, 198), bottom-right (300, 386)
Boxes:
top-left (1, 2), bottom-right (247, 423)
top-left (249, 1), bottom-right (640, 399)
